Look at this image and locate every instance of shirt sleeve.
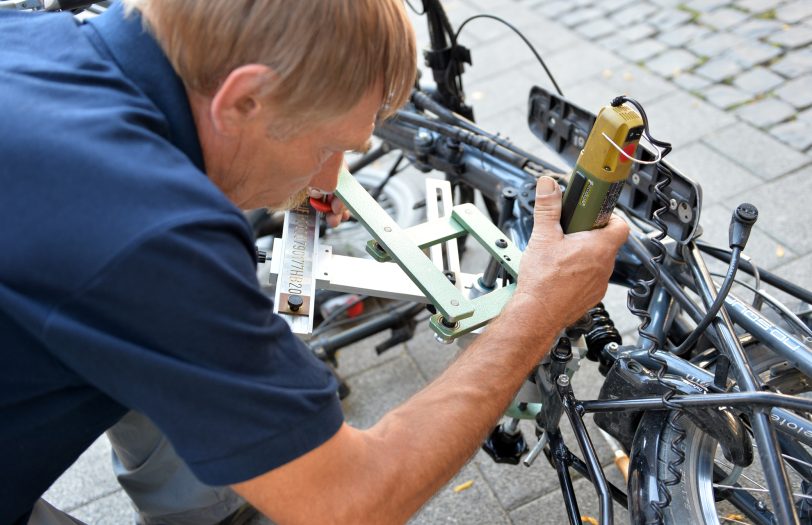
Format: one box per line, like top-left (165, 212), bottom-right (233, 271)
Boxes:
top-left (42, 212), bottom-right (344, 485)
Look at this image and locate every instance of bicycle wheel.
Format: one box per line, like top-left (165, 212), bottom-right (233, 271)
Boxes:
top-left (657, 346), bottom-right (812, 524)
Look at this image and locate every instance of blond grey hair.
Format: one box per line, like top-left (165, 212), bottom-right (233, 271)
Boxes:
top-left (122, 0), bottom-right (416, 125)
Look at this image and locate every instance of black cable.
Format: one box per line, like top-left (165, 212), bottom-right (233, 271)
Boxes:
top-left (371, 154), bottom-right (405, 201)
top-left (675, 247), bottom-right (743, 354)
top-left (697, 242), bottom-right (812, 305)
top-left (404, 0), bottom-right (425, 15)
top-left (453, 14), bottom-right (563, 97)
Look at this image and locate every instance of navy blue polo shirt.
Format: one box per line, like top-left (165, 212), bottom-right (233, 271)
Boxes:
top-left (0, 4), bottom-right (343, 523)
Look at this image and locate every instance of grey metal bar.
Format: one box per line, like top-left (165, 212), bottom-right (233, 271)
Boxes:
top-left (687, 244), bottom-right (799, 525)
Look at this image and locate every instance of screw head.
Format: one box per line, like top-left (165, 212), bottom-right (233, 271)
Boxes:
top-left (556, 374), bottom-right (570, 387)
top-left (384, 226), bottom-right (392, 232)
top-left (631, 174), bottom-right (641, 185)
top-left (669, 199), bottom-right (678, 211)
top-left (451, 299), bottom-right (460, 306)
top-left (495, 238), bottom-right (508, 249)
top-left (287, 295), bottom-right (304, 312)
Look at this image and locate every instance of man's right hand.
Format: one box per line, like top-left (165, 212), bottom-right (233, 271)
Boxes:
top-left (512, 176), bottom-right (629, 339)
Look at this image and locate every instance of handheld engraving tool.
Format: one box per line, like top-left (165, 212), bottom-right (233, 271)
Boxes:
top-left (559, 102), bottom-right (645, 234)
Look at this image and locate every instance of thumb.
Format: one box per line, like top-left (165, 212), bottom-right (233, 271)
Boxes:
top-left (532, 176), bottom-right (563, 241)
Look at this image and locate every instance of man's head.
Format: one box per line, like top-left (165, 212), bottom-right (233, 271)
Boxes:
top-left (123, 0), bottom-right (416, 209)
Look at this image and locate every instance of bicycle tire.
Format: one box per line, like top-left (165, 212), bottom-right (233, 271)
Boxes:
top-left (656, 346), bottom-right (812, 524)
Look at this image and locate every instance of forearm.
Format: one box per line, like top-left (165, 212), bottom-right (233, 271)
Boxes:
top-left (357, 296), bottom-right (561, 523)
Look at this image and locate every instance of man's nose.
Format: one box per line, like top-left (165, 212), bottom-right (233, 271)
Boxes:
top-left (310, 152), bottom-right (345, 193)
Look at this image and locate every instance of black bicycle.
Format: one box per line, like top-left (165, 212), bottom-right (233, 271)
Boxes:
top-left (291, 2), bottom-right (812, 524)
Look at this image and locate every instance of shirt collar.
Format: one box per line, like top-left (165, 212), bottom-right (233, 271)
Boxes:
top-left (86, 2), bottom-right (205, 172)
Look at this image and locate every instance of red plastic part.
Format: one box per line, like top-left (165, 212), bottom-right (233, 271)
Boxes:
top-left (309, 196), bottom-right (333, 213)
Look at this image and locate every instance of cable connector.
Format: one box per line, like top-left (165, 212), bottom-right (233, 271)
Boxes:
top-left (729, 203), bottom-right (758, 250)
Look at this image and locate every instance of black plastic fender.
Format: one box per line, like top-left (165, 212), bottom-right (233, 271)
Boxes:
top-left (628, 410), bottom-right (669, 524)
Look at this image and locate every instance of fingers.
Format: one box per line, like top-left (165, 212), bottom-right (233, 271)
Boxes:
top-left (603, 214), bottom-right (630, 248)
top-left (531, 176), bottom-right (564, 243)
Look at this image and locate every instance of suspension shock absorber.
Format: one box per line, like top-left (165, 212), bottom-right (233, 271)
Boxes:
top-left (584, 302), bottom-right (622, 364)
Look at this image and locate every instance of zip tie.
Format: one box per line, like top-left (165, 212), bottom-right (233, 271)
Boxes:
top-left (601, 132), bottom-right (663, 165)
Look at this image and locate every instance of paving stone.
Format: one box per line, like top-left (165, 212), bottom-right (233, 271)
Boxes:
top-left (733, 66), bottom-right (786, 94)
top-left (770, 119), bottom-right (812, 151)
top-left (411, 463), bottom-right (512, 525)
top-left (624, 23), bottom-right (657, 42)
top-left (593, 0), bottom-right (636, 10)
top-left (724, 40), bottom-right (784, 68)
top-left (725, 165), bottom-right (812, 253)
top-left (736, 0), bottom-right (783, 14)
top-left (649, 8), bottom-right (694, 30)
top-left (735, 96), bottom-right (797, 127)
top-left (645, 49), bottom-right (702, 78)
top-left (560, 6), bottom-right (603, 27)
top-left (672, 72), bottom-right (713, 90)
top-left (698, 203), bottom-right (799, 271)
top-left (567, 65), bottom-right (678, 109)
top-left (617, 38), bottom-right (669, 62)
top-left (799, 106), bottom-right (812, 122)
top-left (650, 0), bottom-right (683, 6)
top-left (688, 31), bottom-right (749, 57)
top-left (509, 476), bottom-right (629, 525)
top-left (644, 90), bottom-right (737, 147)
top-left (702, 7), bottom-right (751, 30)
top-left (774, 74), bottom-right (812, 108)
top-left (686, 0), bottom-right (732, 12)
top-left (705, 121), bottom-right (811, 179)
top-left (776, 0), bottom-right (812, 24)
top-left (544, 42), bottom-right (625, 88)
top-left (769, 23), bottom-right (812, 49)
top-left (467, 67), bottom-right (541, 121)
top-left (770, 252), bottom-right (812, 310)
top-left (596, 34), bottom-right (630, 51)
top-left (341, 354), bottom-right (427, 429)
top-left (658, 23), bottom-right (712, 46)
top-left (667, 142), bottom-right (762, 205)
top-left (534, 0), bottom-right (572, 18)
top-left (695, 56), bottom-right (744, 82)
top-left (43, 436), bottom-right (121, 512)
top-left (69, 490), bottom-right (132, 525)
top-left (702, 83), bottom-right (753, 109)
top-left (575, 17), bottom-right (618, 39)
top-left (732, 18), bottom-right (786, 39)
top-left (609, 2), bottom-right (659, 24)
top-left (770, 48), bottom-right (812, 78)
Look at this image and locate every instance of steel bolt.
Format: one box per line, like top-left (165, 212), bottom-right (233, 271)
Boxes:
top-left (287, 295), bottom-right (304, 312)
top-left (631, 174), bottom-right (641, 185)
top-left (556, 374), bottom-right (570, 387)
top-left (384, 226), bottom-right (392, 232)
top-left (495, 238), bottom-right (508, 249)
top-left (669, 198), bottom-right (678, 211)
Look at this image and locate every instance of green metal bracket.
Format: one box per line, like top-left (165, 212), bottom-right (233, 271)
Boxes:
top-left (335, 168), bottom-right (522, 340)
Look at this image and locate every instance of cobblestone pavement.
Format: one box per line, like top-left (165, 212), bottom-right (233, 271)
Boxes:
top-left (47, 0), bottom-right (811, 523)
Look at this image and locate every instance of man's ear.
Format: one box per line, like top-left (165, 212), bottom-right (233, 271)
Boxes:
top-left (210, 64), bottom-right (275, 135)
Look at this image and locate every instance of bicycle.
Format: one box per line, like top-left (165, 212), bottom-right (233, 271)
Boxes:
top-left (287, 1), bottom-right (812, 524)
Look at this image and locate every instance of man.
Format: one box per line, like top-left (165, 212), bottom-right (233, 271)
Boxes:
top-left (0, 1), bottom-right (628, 524)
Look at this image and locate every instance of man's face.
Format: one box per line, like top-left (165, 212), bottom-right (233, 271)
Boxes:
top-left (210, 87), bottom-right (381, 211)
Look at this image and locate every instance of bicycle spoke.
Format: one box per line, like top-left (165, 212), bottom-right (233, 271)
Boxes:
top-left (714, 484), bottom-right (812, 501)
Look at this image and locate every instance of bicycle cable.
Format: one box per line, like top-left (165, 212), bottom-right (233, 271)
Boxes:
top-left (453, 14), bottom-right (564, 97)
top-left (615, 95), bottom-right (685, 521)
top-left (674, 247), bottom-right (743, 354)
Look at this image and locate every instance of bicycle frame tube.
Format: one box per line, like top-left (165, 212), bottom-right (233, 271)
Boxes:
top-left (725, 292), bottom-right (812, 377)
top-left (685, 245), bottom-right (797, 523)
